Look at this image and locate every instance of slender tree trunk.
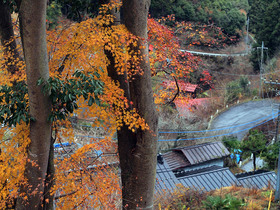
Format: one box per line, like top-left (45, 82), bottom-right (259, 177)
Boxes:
top-left (253, 153), bottom-right (256, 172)
top-left (119, 1), bottom-right (158, 209)
top-left (16, 0), bottom-right (52, 209)
top-left (0, 0), bottom-right (21, 74)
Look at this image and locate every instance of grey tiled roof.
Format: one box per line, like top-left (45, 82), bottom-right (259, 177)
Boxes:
top-left (175, 165), bottom-right (222, 177)
top-left (156, 154), bottom-right (240, 193)
top-left (236, 170), bottom-right (276, 189)
top-left (163, 142), bottom-right (230, 170)
top-left (155, 158), bottom-right (180, 195)
top-left (177, 166), bottom-right (239, 191)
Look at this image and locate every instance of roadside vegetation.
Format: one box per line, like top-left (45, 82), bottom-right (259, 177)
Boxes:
top-left (155, 185), bottom-right (277, 209)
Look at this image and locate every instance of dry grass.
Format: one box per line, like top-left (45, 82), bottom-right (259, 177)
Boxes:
top-left (155, 185), bottom-right (279, 210)
top-left (209, 186), bottom-right (278, 210)
top-left (155, 185), bottom-right (207, 210)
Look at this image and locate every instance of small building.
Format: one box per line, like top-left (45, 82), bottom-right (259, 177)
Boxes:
top-left (156, 158), bottom-right (239, 194)
top-left (163, 142), bottom-right (230, 174)
top-left (162, 80), bottom-right (198, 98)
top-left (156, 143), bottom-right (277, 195)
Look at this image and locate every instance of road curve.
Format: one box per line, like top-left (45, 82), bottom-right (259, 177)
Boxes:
top-left (210, 99), bottom-right (279, 140)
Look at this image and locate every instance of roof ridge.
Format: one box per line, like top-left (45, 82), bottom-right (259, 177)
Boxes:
top-left (174, 141), bottom-right (220, 150)
top-left (177, 166), bottom-right (227, 178)
top-left (236, 171), bottom-right (275, 179)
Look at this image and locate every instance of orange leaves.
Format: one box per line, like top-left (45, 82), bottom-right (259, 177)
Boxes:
top-left (0, 123), bottom-right (30, 207)
top-left (148, 18), bottom-right (200, 75)
top-left (0, 43), bottom-right (26, 86)
top-left (148, 18), bottom-right (202, 105)
top-left (53, 140), bottom-right (121, 209)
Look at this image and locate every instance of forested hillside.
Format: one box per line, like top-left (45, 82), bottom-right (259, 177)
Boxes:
top-left (150, 0), bottom-right (248, 36)
top-left (249, 0), bottom-right (280, 54)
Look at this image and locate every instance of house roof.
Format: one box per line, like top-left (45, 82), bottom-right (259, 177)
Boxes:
top-left (162, 80), bottom-right (198, 92)
top-left (155, 156), bottom-right (180, 195)
top-left (155, 156), bottom-right (277, 195)
top-left (177, 166), bottom-right (239, 192)
top-left (163, 142), bottom-right (230, 170)
top-left (236, 170), bottom-right (276, 190)
top-left (155, 160), bottom-right (239, 194)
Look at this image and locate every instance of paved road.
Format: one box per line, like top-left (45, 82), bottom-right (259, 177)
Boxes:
top-left (210, 99), bottom-right (278, 140)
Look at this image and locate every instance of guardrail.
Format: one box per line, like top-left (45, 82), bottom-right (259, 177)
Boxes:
top-left (180, 49), bottom-right (248, 57)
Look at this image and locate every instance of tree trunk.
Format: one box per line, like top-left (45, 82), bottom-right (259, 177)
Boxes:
top-left (253, 153), bottom-right (256, 172)
top-left (0, 0), bottom-right (21, 74)
top-left (119, 1), bottom-right (158, 209)
top-left (42, 138), bottom-right (55, 210)
top-left (16, 0), bottom-right (52, 209)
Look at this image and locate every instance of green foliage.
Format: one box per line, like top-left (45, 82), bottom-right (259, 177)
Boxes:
top-left (0, 82), bottom-right (31, 126)
top-left (0, 71), bottom-right (103, 127)
top-left (239, 76), bottom-right (250, 93)
top-left (202, 194), bottom-right (245, 210)
top-left (240, 130), bottom-right (266, 159)
top-left (58, 0), bottom-right (100, 22)
top-left (3, 0), bottom-right (19, 13)
top-left (47, 1), bottom-right (62, 29)
top-left (222, 136), bottom-right (240, 153)
top-left (249, 42), bottom-right (269, 73)
top-left (249, 0), bottom-right (280, 55)
top-left (150, 0), bottom-right (173, 20)
top-left (225, 80), bottom-right (242, 104)
top-left (218, 8), bottom-right (245, 36)
top-left (38, 70), bottom-right (103, 122)
top-left (150, 0), bottom-right (247, 36)
top-left (225, 76), bottom-right (250, 104)
top-left (261, 141), bottom-right (280, 170)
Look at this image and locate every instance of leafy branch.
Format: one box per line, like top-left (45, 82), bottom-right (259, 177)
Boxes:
top-left (0, 70), bottom-right (104, 127)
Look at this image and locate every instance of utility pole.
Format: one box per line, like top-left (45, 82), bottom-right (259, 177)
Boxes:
top-left (246, 17), bottom-right (249, 53)
top-left (257, 42), bottom-right (268, 98)
top-left (274, 104), bottom-right (280, 201)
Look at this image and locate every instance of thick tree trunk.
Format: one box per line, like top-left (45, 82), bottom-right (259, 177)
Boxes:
top-left (119, 1), bottom-right (158, 209)
top-left (16, 0), bottom-right (52, 209)
top-left (0, 0), bottom-right (21, 74)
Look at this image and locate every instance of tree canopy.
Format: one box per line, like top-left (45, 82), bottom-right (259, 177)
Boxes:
top-left (249, 0), bottom-right (280, 54)
top-left (0, 0), bottom-right (205, 208)
top-left (150, 0), bottom-right (248, 36)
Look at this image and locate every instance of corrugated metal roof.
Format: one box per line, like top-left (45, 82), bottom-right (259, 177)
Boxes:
top-left (177, 166), bottom-right (239, 191)
top-left (180, 142), bottom-right (230, 165)
top-left (236, 171), bottom-right (276, 190)
top-left (175, 165), bottom-right (222, 177)
top-left (155, 157), bottom-right (180, 195)
top-left (163, 142), bottom-right (230, 170)
top-left (156, 156), bottom-right (276, 194)
top-left (162, 150), bottom-right (190, 170)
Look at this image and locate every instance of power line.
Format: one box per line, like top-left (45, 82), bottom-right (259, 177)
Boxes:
top-left (158, 116), bottom-right (276, 142)
top-left (159, 111), bottom-right (277, 134)
top-left (75, 111), bottom-right (278, 135)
